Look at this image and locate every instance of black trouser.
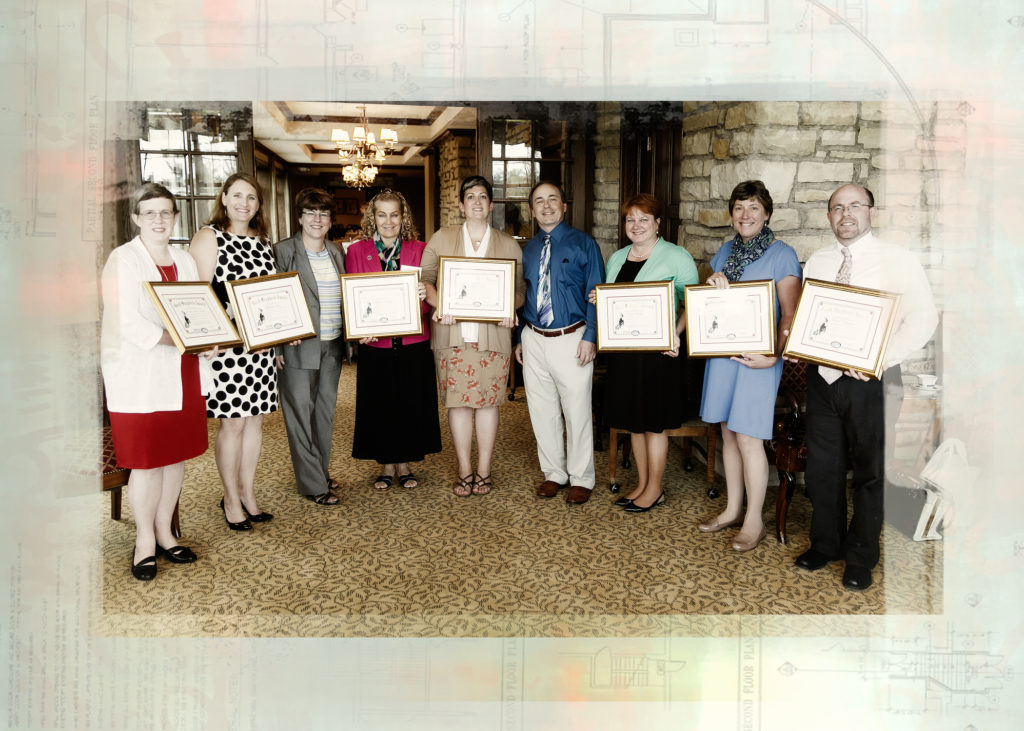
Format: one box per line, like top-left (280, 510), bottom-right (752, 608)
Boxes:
top-left (804, 366), bottom-right (902, 568)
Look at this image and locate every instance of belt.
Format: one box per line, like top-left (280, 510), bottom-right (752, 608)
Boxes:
top-left (526, 320), bottom-right (584, 338)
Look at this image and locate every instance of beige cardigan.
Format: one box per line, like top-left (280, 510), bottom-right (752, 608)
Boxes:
top-left (420, 225), bottom-right (526, 354)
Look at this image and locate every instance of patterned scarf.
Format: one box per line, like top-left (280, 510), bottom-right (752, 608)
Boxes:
top-left (721, 224), bottom-right (775, 282)
top-left (373, 233), bottom-right (402, 271)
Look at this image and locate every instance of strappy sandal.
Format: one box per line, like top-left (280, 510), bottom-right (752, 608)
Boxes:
top-left (398, 473), bottom-right (418, 488)
top-left (373, 475), bottom-right (394, 490)
top-left (472, 473), bottom-right (493, 496)
top-left (327, 477), bottom-right (340, 491)
top-left (305, 492), bottom-right (339, 505)
top-left (453, 473), bottom-right (474, 497)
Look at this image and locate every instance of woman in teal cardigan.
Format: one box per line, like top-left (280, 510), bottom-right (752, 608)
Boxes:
top-left (593, 194), bottom-right (698, 512)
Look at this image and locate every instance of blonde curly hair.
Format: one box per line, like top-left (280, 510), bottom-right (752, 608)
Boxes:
top-left (359, 189), bottom-right (420, 242)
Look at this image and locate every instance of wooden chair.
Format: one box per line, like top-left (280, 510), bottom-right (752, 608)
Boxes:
top-left (101, 390), bottom-right (180, 538)
top-left (764, 360), bottom-right (808, 544)
top-left (607, 421), bottom-right (718, 496)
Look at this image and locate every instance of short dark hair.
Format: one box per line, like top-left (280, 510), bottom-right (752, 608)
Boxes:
top-left (620, 193), bottom-right (661, 220)
top-left (459, 175), bottom-right (493, 202)
top-left (295, 188), bottom-right (336, 218)
top-left (827, 184), bottom-right (875, 209)
top-left (132, 182), bottom-right (178, 215)
top-left (728, 180), bottom-right (773, 220)
top-left (529, 180), bottom-right (566, 204)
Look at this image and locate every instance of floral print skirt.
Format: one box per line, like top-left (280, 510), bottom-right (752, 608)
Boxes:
top-left (432, 344), bottom-right (511, 408)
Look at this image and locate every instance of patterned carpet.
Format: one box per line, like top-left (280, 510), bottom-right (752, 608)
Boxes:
top-left (98, 362), bottom-right (942, 637)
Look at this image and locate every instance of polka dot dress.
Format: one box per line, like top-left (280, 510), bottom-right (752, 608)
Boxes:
top-left (205, 226), bottom-right (279, 419)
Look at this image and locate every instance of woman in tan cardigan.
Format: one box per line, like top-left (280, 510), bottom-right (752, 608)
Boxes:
top-left (421, 176), bottom-right (526, 496)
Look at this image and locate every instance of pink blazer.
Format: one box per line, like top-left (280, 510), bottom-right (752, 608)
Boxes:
top-left (344, 238), bottom-right (431, 347)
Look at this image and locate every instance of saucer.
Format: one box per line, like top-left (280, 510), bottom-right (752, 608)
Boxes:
top-left (912, 384), bottom-right (942, 392)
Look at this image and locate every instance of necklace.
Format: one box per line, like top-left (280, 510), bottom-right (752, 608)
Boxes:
top-left (628, 242), bottom-right (655, 261)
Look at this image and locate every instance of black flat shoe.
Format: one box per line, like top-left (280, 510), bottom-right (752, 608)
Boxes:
top-left (794, 549), bottom-right (836, 572)
top-left (623, 493), bottom-right (666, 513)
top-left (241, 505), bottom-right (274, 523)
top-left (220, 499), bottom-right (253, 531)
top-left (842, 564), bottom-right (873, 591)
top-left (131, 552), bottom-right (157, 581)
top-left (156, 544), bottom-right (197, 563)
top-left (613, 496), bottom-right (635, 507)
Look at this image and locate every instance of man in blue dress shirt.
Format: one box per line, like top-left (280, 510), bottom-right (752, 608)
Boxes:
top-left (514, 182), bottom-right (605, 504)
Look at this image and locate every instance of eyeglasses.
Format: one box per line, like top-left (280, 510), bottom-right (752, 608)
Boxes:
top-left (829, 202), bottom-right (870, 215)
top-left (302, 210), bottom-right (331, 219)
top-left (139, 210), bottom-right (175, 221)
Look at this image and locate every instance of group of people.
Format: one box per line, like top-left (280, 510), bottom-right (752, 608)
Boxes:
top-left (101, 172), bottom-right (935, 593)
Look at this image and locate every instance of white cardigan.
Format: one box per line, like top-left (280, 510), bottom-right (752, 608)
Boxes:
top-left (100, 236), bottom-right (213, 413)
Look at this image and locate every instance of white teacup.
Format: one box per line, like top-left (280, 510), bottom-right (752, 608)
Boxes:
top-left (917, 374), bottom-right (938, 388)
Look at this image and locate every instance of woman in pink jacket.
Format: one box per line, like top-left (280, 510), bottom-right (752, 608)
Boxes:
top-left (345, 190), bottom-right (441, 489)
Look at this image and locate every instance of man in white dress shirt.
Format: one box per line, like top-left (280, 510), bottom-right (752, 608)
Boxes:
top-left (793, 184), bottom-right (938, 591)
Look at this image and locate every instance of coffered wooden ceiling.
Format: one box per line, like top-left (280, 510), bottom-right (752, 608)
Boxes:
top-left (254, 102), bottom-right (477, 168)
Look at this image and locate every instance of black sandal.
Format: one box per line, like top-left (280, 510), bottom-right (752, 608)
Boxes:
top-left (472, 474), bottom-right (493, 495)
top-left (373, 475), bottom-right (394, 490)
top-left (398, 473), bottom-right (418, 488)
top-left (305, 492), bottom-right (339, 505)
top-left (453, 473), bottom-right (474, 497)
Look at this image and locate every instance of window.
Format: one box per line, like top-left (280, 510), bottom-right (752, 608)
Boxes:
top-left (489, 119), bottom-right (574, 240)
top-left (138, 107), bottom-right (241, 244)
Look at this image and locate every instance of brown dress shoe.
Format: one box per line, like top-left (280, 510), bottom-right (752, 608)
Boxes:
top-left (565, 485), bottom-right (592, 504)
top-left (536, 480), bottom-right (566, 498)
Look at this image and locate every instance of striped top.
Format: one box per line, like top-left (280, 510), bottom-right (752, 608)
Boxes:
top-left (306, 248), bottom-right (342, 340)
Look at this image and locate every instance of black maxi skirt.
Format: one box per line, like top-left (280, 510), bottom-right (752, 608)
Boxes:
top-left (351, 340), bottom-right (442, 463)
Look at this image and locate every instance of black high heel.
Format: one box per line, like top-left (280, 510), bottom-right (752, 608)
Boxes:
top-left (623, 493), bottom-right (666, 513)
top-left (220, 499), bottom-right (253, 531)
top-left (241, 503), bottom-right (273, 523)
top-left (613, 496), bottom-right (635, 507)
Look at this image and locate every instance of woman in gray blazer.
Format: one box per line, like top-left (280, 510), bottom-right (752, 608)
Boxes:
top-left (273, 188), bottom-right (347, 505)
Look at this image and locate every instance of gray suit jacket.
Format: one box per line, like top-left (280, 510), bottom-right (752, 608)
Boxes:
top-left (273, 233), bottom-right (347, 369)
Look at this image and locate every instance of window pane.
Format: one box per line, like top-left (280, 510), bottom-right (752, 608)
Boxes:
top-left (505, 161), bottom-right (532, 197)
top-left (195, 133), bottom-right (238, 153)
top-left (504, 121), bottom-right (532, 158)
top-left (140, 152), bottom-right (188, 195)
top-left (170, 201), bottom-right (191, 241)
top-left (194, 198), bottom-right (216, 230)
top-left (139, 109), bottom-right (185, 150)
top-left (496, 201), bottom-right (532, 239)
top-left (491, 161), bottom-right (505, 185)
top-left (194, 155), bottom-right (237, 196)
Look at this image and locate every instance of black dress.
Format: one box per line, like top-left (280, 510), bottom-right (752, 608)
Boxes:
top-left (351, 340), bottom-right (442, 464)
top-left (602, 259), bottom-right (688, 434)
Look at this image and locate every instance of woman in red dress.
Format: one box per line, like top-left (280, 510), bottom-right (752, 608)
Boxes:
top-left (101, 183), bottom-right (213, 580)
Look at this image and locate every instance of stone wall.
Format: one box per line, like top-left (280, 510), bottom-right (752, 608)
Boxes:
top-left (591, 102), bottom-right (622, 259)
top-left (678, 100), bottom-right (967, 371)
top-left (437, 132), bottom-right (476, 227)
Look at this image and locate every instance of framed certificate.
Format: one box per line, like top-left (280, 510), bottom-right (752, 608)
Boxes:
top-left (144, 281), bottom-right (243, 354)
top-left (684, 279), bottom-right (777, 357)
top-left (594, 280), bottom-right (676, 352)
top-left (224, 272), bottom-right (317, 351)
top-left (782, 278), bottom-right (902, 379)
top-left (339, 270), bottom-right (424, 340)
top-left (436, 256), bottom-right (517, 322)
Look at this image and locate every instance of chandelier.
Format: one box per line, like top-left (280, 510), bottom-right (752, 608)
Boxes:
top-left (331, 105), bottom-right (398, 188)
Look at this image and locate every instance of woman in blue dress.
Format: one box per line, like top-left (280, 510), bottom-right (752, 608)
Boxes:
top-left (697, 180), bottom-right (802, 552)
